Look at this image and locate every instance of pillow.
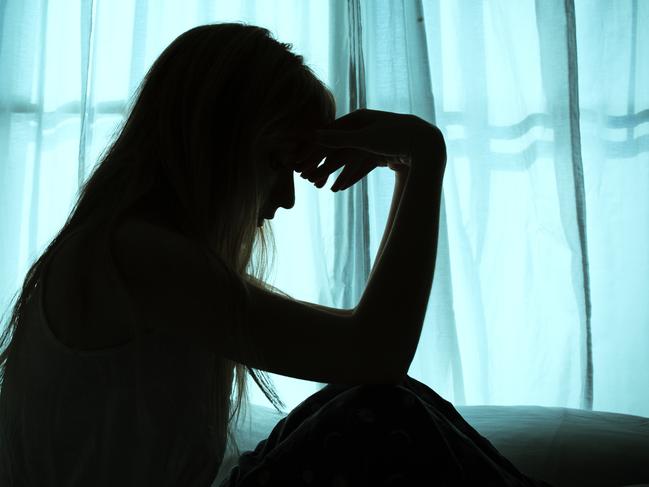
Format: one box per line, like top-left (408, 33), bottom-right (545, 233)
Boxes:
top-left (213, 403), bottom-right (649, 487)
top-left (458, 405), bottom-right (649, 487)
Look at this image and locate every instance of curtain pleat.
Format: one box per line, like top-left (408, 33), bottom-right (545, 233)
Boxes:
top-left (449, 0), bottom-right (493, 404)
top-left (564, 0), bottom-right (593, 411)
top-left (334, 0), bottom-right (371, 313)
top-left (78, 0), bottom-right (96, 187)
top-left (535, 0), bottom-right (592, 410)
top-left (128, 0), bottom-right (149, 103)
top-left (28, 0), bottom-right (50, 259)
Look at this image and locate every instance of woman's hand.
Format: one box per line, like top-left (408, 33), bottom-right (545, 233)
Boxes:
top-left (295, 108), bottom-right (444, 192)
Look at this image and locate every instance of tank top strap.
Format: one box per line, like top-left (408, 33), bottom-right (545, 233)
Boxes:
top-left (36, 220), bottom-right (147, 358)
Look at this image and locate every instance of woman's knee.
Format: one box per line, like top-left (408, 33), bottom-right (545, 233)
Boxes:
top-left (320, 378), bottom-right (420, 413)
top-left (345, 382), bottom-right (416, 408)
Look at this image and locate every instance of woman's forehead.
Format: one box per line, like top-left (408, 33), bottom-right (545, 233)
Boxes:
top-left (273, 133), bottom-right (314, 157)
top-left (256, 127), bottom-right (316, 163)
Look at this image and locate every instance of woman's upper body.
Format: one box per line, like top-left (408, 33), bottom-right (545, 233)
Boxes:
top-left (0, 201), bottom-right (227, 486)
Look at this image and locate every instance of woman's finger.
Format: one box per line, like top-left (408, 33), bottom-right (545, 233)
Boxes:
top-left (331, 158), bottom-right (375, 191)
top-left (312, 152), bottom-right (365, 188)
top-left (307, 148), bottom-right (357, 182)
top-left (294, 145), bottom-right (329, 175)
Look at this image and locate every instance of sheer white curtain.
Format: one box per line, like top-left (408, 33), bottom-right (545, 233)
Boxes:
top-left (1, 0), bottom-right (647, 418)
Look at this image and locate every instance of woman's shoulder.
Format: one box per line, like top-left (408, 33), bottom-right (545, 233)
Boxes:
top-left (111, 209), bottom-right (199, 266)
top-left (43, 225), bottom-right (133, 350)
top-left (43, 204), bottom-right (193, 352)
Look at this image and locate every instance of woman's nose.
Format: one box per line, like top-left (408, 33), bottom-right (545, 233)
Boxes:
top-left (276, 170), bottom-right (295, 210)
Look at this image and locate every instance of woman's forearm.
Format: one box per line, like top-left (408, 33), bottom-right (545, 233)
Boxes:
top-left (354, 148), bottom-right (444, 376)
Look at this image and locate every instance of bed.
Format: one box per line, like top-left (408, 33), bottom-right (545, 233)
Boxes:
top-left (212, 402), bottom-right (649, 487)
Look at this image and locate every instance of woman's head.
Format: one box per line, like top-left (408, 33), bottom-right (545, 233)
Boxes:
top-left (113, 22), bottom-right (336, 273)
top-left (0, 22), bottom-right (336, 461)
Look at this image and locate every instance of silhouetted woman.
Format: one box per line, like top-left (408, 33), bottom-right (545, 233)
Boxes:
top-left (0, 23), bottom-right (553, 486)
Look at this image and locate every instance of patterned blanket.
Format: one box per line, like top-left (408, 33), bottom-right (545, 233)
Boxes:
top-left (218, 375), bottom-right (554, 486)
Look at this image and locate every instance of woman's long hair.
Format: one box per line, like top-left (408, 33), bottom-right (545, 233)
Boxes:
top-left (0, 22), bottom-right (336, 462)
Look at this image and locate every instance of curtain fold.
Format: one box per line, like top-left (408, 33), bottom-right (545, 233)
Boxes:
top-left (332, 0), bottom-right (371, 314)
top-left (574, 0), bottom-right (649, 416)
top-left (78, 0), bottom-right (97, 186)
top-left (535, 0), bottom-right (592, 410)
top-left (0, 0), bottom-right (647, 418)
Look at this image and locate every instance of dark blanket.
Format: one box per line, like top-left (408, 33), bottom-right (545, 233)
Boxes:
top-left (219, 375), bottom-right (554, 486)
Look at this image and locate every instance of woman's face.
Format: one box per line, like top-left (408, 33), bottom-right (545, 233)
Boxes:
top-left (256, 142), bottom-right (303, 227)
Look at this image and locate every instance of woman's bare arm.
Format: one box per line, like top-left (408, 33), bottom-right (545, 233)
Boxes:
top-left (354, 144), bottom-right (444, 377)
